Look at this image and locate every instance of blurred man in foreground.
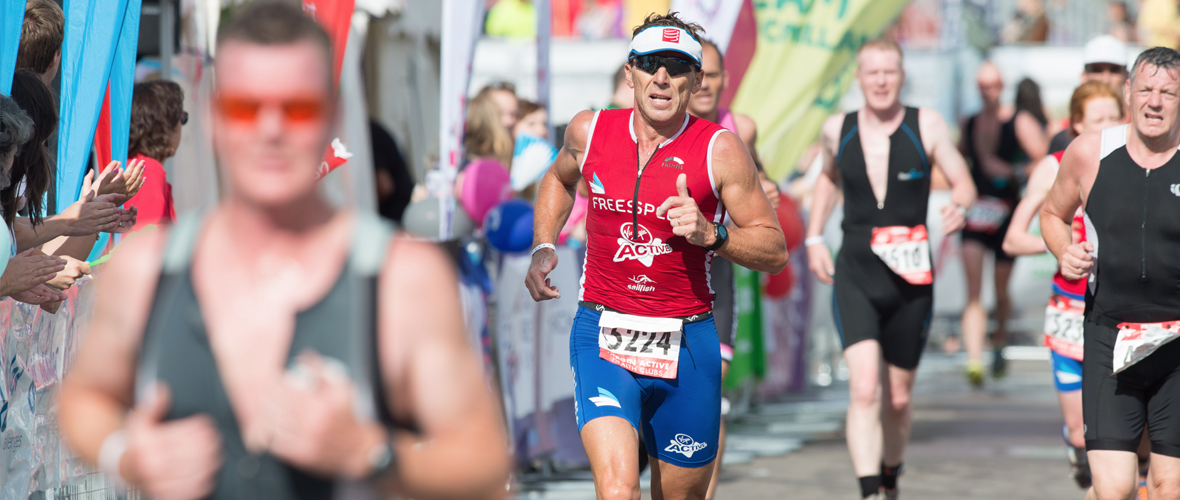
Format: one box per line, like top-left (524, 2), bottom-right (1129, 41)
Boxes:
top-left (59, 3), bottom-right (509, 499)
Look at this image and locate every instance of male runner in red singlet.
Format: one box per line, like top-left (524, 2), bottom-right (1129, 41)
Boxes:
top-left (686, 37), bottom-right (779, 500)
top-left (526, 13), bottom-right (787, 500)
top-left (807, 39), bottom-right (976, 500)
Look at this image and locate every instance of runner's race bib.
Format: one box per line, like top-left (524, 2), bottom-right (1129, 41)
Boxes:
top-left (1112, 320), bottom-right (1180, 374)
top-left (870, 225), bottom-right (932, 285)
top-left (598, 311), bottom-right (683, 379)
top-left (1044, 294), bottom-right (1084, 361)
top-left (965, 196), bottom-right (1012, 234)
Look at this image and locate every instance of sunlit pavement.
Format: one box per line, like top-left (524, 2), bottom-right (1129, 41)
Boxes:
top-left (709, 351), bottom-right (1084, 500)
top-left (514, 350), bottom-right (1085, 499)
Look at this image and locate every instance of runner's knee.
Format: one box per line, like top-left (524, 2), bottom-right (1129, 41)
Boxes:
top-left (1151, 477), bottom-right (1180, 500)
top-left (597, 480), bottom-right (641, 500)
top-left (1091, 477), bottom-right (1138, 500)
top-left (887, 390), bottom-right (911, 414)
top-left (849, 377), bottom-right (880, 410)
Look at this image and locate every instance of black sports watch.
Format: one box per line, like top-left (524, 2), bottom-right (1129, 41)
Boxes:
top-left (705, 222), bottom-right (728, 251)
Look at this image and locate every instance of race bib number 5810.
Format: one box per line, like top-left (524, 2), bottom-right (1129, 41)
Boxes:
top-left (870, 225), bottom-right (932, 285)
top-left (598, 311), bottom-right (683, 379)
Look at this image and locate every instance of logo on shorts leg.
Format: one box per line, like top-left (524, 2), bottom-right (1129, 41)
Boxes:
top-left (589, 387), bottom-right (622, 408)
top-left (665, 433), bottom-right (708, 458)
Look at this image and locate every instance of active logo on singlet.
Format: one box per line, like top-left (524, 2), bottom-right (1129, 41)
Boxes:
top-left (615, 223), bottom-right (673, 267)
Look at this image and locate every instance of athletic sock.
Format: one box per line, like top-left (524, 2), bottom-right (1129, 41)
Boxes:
top-left (881, 462), bottom-right (903, 490)
top-left (859, 475), bottom-right (882, 499)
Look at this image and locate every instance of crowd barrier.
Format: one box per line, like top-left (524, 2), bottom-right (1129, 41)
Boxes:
top-left (0, 279), bottom-right (110, 499)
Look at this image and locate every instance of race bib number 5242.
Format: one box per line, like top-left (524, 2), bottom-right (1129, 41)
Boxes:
top-left (598, 311), bottom-right (683, 379)
top-left (870, 225), bottom-right (932, 285)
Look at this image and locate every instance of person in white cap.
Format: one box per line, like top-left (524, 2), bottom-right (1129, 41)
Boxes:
top-left (526, 11), bottom-right (787, 500)
top-left (1049, 35), bottom-right (1131, 154)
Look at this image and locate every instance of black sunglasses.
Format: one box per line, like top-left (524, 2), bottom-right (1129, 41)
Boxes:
top-left (180, 111), bottom-right (189, 126)
top-left (1085, 63), bottom-right (1126, 75)
top-left (629, 54), bottom-right (699, 77)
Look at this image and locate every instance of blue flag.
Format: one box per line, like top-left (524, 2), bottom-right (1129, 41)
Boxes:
top-left (0, 0), bottom-right (23, 96)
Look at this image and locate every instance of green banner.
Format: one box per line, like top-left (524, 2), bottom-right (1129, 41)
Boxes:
top-left (732, 0), bottom-right (911, 181)
top-left (725, 264), bottom-right (765, 389)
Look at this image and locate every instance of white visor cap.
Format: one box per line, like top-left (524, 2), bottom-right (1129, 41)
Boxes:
top-left (628, 26), bottom-right (703, 67)
top-left (1083, 35), bottom-right (1129, 67)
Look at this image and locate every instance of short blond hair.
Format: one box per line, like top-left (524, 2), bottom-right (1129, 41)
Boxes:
top-left (857, 38), bottom-right (904, 67)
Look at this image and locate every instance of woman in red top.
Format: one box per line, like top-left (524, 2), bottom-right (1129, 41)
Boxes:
top-left (125, 80), bottom-right (185, 230)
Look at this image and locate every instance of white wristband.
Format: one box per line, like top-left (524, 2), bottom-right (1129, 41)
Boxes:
top-left (531, 243), bottom-right (556, 257)
top-left (804, 236), bottom-right (825, 247)
top-left (98, 429), bottom-right (128, 482)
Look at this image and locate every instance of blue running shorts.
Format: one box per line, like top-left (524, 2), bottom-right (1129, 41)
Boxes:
top-left (569, 305), bottom-right (721, 468)
top-left (1051, 350), bottom-right (1083, 392)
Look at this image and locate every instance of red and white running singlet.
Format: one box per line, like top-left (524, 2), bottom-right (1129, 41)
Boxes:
top-left (578, 109), bottom-right (728, 317)
top-left (1049, 150), bottom-right (1087, 297)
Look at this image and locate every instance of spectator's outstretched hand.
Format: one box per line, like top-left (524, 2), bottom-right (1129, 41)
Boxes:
top-left (60, 170), bottom-right (126, 236)
top-left (98, 159), bottom-right (147, 199)
top-left (0, 249), bottom-right (66, 297)
top-left (108, 206), bottom-right (138, 234)
top-left (44, 256), bottom-right (91, 290)
top-left (12, 284), bottom-right (68, 306)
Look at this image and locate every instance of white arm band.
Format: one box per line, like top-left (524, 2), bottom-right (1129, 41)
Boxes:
top-left (531, 243), bottom-right (556, 257)
top-left (98, 429), bottom-right (128, 482)
top-left (804, 236), bottom-right (826, 247)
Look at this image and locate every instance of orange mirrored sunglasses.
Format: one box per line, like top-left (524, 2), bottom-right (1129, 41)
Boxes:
top-left (216, 96), bottom-right (325, 123)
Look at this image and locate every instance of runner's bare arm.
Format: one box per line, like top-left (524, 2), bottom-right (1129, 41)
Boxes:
top-left (921, 108), bottom-right (976, 234)
top-left (805, 115), bottom-right (844, 284)
top-left (1042, 132), bottom-right (1099, 280)
top-left (526, 110), bottom-right (593, 301)
top-left (1003, 154), bottom-right (1059, 256)
top-left (381, 239), bottom-right (510, 499)
top-left (532, 110), bottom-right (593, 247)
top-left (60, 230), bottom-right (166, 457)
top-left (1014, 110), bottom-right (1050, 162)
top-left (708, 130), bottom-right (787, 273)
top-left (60, 230), bottom-right (222, 499)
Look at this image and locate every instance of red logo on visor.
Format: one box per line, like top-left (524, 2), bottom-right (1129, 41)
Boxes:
top-left (662, 28), bottom-right (680, 43)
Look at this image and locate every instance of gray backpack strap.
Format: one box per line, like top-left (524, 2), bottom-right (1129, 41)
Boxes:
top-left (348, 211), bottom-right (394, 277)
top-left (161, 212), bottom-right (205, 274)
top-left (136, 212), bottom-right (205, 403)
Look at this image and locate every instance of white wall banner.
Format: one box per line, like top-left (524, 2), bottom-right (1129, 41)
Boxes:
top-left (436, 0), bottom-right (485, 238)
top-left (669, 0), bottom-right (745, 54)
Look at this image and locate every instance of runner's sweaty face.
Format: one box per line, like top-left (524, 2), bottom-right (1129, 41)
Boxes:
top-left (856, 47), bottom-right (904, 113)
top-left (1125, 63), bottom-right (1180, 141)
top-left (627, 51), bottom-right (702, 127)
top-left (212, 40), bottom-right (333, 207)
top-left (689, 44), bottom-right (725, 118)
